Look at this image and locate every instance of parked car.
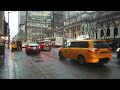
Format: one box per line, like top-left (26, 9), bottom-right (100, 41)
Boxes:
top-left (25, 42), bottom-right (40, 55)
top-left (58, 39), bottom-right (112, 65)
top-left (39, 41), bottom-right (51, 51)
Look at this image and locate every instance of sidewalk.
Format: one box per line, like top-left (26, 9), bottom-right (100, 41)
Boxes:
top-left (0, 48), bottom-right (16, 79)
top-left (0, 49), bottom-right (9, 79)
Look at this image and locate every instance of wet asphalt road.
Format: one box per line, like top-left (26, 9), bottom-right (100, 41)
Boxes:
top-left (1, 48), bottom-right (120, 79)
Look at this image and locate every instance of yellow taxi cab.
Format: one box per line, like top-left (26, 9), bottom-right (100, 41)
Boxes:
top-left (58, 39), bottom-right (112, 65)
top-left (11, 41), bottom-right (17, 50)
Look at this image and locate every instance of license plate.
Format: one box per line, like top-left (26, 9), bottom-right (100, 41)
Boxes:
top-left (33, 47), bottom-right (36, 49)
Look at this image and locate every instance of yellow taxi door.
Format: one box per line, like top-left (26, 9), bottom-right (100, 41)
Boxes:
top-left (65, 42), bottom-right (78, 59)
top-left (62, 42), bottom-right (71, 58)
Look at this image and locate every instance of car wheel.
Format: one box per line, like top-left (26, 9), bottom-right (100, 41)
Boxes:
top-left (37, 51), bottom-right (40, 55)
top-left (12, 48), bottom-right (14, 51)
top-left (59, 52), bottom-right (64, 60)
top-left (26, 52), bottom-right (29, 55)
top-left (77, 55), bottom-right (86, 65)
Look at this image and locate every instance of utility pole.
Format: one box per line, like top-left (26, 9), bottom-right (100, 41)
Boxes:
top-left (41, 20), bottom-right (43, 40)
top-left (51, 11), bottom-right (55, 37)
top-left (7, 12), bottom-right (10, 49)
top-left (52, 11), bottom-right (54, 29)
top-left (25, 11), bottom-right (28, 42)
top-left (7, 11), bottom-right (17, 49)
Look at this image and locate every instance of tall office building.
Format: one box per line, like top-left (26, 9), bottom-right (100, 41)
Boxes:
top-left (18, 11), bottom-right (26, 41)
top-left (26, 11), bottom-right (52, 41)
top-left (52, 11), bottom-right (64, 29)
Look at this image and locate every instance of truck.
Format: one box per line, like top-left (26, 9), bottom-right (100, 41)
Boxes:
top-left (55, 37), bottom-right (64, 47)
top-left (0, 11), bottom-right (5, 60)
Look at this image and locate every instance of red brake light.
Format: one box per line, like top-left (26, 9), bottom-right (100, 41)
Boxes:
top-left (108, 48), bottom-right (112, 51)
top-left (87, 48), bottom-right (99, 52)
top-left (94, 48), bottom-right (99, 51)
top-left (87, 49), bottom-right (93, 52)
top-left (27, 46), bottom-right (31, 49)
top-left (41, 44), bottom-right (45, 46)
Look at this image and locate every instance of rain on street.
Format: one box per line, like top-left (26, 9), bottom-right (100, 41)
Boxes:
top-left (1, 48), bottom-right (120, 79)
top-left (1, 11), bottom-right (120, 79)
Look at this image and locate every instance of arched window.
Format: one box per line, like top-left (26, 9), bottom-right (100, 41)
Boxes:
top-left (106, 28), bottom-right (110, 36)
top-left (114, 27), bottom-right (118, 36)
top-left (100, 29), bottom-right (104, 37)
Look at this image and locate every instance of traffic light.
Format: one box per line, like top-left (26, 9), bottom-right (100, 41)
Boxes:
top-left (100, 29), bottom-right (104, 37)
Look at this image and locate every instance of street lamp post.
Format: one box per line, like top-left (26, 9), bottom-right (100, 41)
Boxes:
top-left (40, 19), bottom-right (43, 40)
top-left (8, 12), bottom-right (13, 49)
top-left (25, 11), bottom-right (28, 42)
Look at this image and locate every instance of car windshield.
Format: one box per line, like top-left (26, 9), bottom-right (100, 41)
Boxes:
top-left (44, 41), bottom-right (50, 44)
top-left (93, 42), bottom-right (110, 48)
top-left (39, 42), bottom-right (44, 44)
top-left (39, 41), bottom-right (50, 44)
top-left (28, 43), bottom-right (39, 46)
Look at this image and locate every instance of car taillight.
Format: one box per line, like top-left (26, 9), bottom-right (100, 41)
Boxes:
top-left (87, 48), bottom-right (99, 52)
top-left (41, 44), bottom-right (45, 46)
top-left (94, 48), bottom-right (99, 51)
top-left (108, 47), bottom-right (112, 51)
top-left (27, 47), bottom-right (31, 49)
top-left (39, 46), bottom-right (41, 49)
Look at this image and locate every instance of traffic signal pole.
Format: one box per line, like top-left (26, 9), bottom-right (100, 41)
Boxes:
top-left (25, 11), bottom-right (28, 42)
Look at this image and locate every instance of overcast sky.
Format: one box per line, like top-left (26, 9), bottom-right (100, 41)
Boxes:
top-left (4, 11), bottom-right (18, 39)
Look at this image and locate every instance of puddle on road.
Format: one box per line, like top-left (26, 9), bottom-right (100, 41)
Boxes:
top-left (11, 52), bottom-right (14, 60)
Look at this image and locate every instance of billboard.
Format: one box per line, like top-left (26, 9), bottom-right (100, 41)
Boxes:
top-left (0, 11), bottom-right (4, 35)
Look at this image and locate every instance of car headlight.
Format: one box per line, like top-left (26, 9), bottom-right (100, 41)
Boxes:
top-left (116, 48), bottom-right (120, 52)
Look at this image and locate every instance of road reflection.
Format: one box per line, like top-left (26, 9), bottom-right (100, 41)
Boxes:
top-left (10, 50), bottom-right (14, 60)
top-left (59, 59), bottom-right (112, 79)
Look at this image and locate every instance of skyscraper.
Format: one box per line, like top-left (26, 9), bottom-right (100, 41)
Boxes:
top-left (26, 11), bottom-right (52, 41)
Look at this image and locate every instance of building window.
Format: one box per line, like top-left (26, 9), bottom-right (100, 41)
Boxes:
top-left (106, 28), bottom-right (110, 36)
top-left (114, 27), bottom-right (118, 36)
top-left (100, 29), bottom-right (104, 37)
